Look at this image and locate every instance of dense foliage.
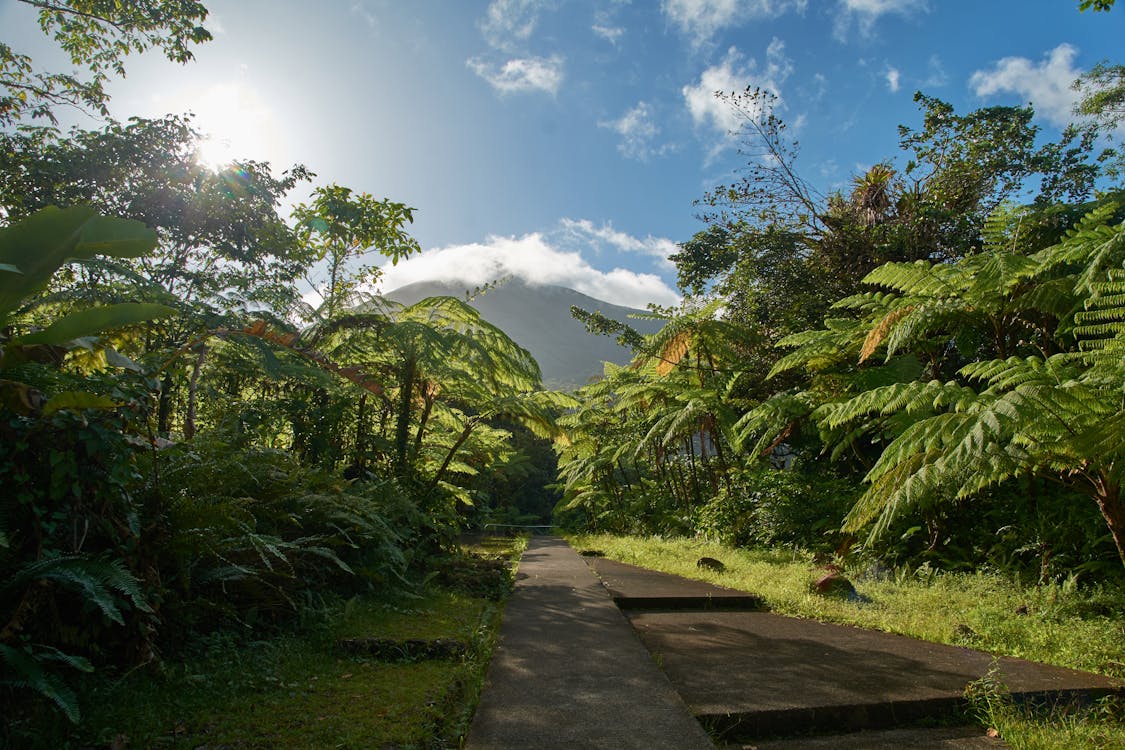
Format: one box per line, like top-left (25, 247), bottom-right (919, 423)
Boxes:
top-left (4, 0), bottom-right (1125, 740)
top-left (555, 88), bottom-right (1125, 584)
top-left (0, 6), bottom-right (567, 734)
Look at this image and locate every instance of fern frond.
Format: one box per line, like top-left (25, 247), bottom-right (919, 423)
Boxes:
top-left (862, 260), bottom-right (959, 297)
top-left (0, 644), bottom-right (88, 723)
top-left (859, 306), bottom-right (914, 363)
top-left (1, 555), bottom-right (151, 624)
top-left (731, 390), bottom-right (816, 455)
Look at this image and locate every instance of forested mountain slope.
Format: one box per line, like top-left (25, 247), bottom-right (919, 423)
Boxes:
top-left (385, 279), bottom-right (664, 389)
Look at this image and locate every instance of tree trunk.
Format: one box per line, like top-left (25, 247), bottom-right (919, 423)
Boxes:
top-left (393, 357), bottom-right (417, 472)
top-left (429, 421), bottom-right (477, 490)
top-left (685, 436), bottom-right (701, 505)
top-left (157, 371), bottom-right (174, 437)
top-left (183, 343), bottom-right (208, 441)
top-left (354, 393), bottom-right (368, 470)
top-left (411, 389), bottom-right (436, 464)
top-left (1092, 474), bottom-right (1125, 567)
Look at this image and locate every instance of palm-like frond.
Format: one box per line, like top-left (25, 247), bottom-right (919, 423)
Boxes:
top-left (1, 555), bottom-right (151, 625)
top-left (0, 643), bottom-right (92, 723)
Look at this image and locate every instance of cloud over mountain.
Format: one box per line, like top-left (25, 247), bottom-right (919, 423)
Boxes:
top-left (376, 222), bottom-right (681, 309)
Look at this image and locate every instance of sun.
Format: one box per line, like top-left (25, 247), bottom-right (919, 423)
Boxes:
top-left (187, 81), bottom-right (284, 171)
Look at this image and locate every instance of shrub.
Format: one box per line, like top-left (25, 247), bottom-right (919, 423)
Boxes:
top-left (695, 466), bottom-right (859, 551)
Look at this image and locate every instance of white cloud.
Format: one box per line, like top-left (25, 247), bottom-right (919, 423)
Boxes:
top-left (885, 65), bottom-right (900, 92)
top-left (834, 0), bottom-right (928, 41)
top-left (349, 2), bottom-right (378, 29)
top-left (468, 55), bottom-right (565, 95)
top-left (205, 12), bottom-right (227, 35)
top-left (805, 72), bottom-right (829, 101)
top-left (924, 54), bottom-right (948, 88)
top-left (593, 23), bottom-right (625, 44)
top-left (599, 101), bottom-right (676, 160)
top-left (480, 0), bottom-right (555, 51)
top-left (682, 40), bottom-right (793, 157)
top-left (557, 218), bottom-right (679, 268)
top-left (662, 0), bottom-right (807, 47)
top-left (969, 43), bottom-right (1083, 127)
top-left (377, 230), bottom-right (680, 308)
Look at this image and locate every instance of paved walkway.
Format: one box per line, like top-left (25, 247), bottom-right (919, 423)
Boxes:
top-left (467, 538), bottom-right (1122, 748)
top-left (465, 536), bottom-right (714, 749)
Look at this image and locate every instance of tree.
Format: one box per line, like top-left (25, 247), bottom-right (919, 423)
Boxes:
top-left (0, 115), bottom-right (313, 435)
top-left (698, 87), bottom-right (824, 234)
top-left (737, 199), bottom-right (1125, 566)
top-left (294, 295), bottom-right (552, 491)
top-left (1, 0), bottom-right (211, 126)
top-left (292, 185), bottom-right (421, 321)
top-left (1073, 62), bottom-right (1125, 132)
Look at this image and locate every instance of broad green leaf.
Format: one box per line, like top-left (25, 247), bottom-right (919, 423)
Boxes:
top-left (15, 303), bottom-right (175, 345)
top-left (43, 391), bottom-right (120, 415)
top-left (103, 348), bottom-right (142, 371)
top-left (0, 206), bottom-right (158, 321)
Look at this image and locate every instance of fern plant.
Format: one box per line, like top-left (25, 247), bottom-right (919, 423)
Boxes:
top-left (840, 205), bottom-right (1125, 565)
top-left (0, 555), bottom-right (149, 723)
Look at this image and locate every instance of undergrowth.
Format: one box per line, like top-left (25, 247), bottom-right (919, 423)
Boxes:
top-left (7, 535), bottom-right (524, 749)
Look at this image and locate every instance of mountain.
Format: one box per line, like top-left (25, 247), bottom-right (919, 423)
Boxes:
top-left (383, 279), bottom-right (664, 390)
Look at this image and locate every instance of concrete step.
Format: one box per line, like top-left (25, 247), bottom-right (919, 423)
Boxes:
top-left (723, 724), bottom-right (1008, 749)
top-left (587, 557), bottom-right (764, 611)
top-left (583, 557), bottom-right (1121, 742)
top-left (630, 608), bottom-right (1121, 742)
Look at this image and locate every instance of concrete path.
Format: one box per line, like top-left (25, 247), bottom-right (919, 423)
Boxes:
top-left (467, 541), bottom-right (1120, 749)
top-left (593, 559), bottom-right (1121, 745)
top-left (465, 536), bottom-right (715, 749)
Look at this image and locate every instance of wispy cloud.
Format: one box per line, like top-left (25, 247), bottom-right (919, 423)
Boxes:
top-left (377, 227), bottom-right (680, 308)
top-left (924, 54), bottom-right (948, 88)
top-left (682, 39), bottom-right (793, 158)
top-left (592, 5), bottom-right (625, 44)
top-left (471, 0), bottom-right (565, 96)
top-left (599, 101), bottom-right (676, 160)
top-left (349, 1), bottom-right (378, 29)
top-left (969, 43), bottom-right (1083, 127)
top-left (468, 55), bottom-right (565, 95)
top-left (557, 218), bottom-right (679, 268)
top-left (480, 0), bottom-right (555, 52)
top-left (884, 65), bottom-right (900, 92)
top-left (833, 0), bottom-right (928, 41)
top-left (662, 0), bottom-right (807, 47)
top-left (592, 22), bottom-right (625, 44)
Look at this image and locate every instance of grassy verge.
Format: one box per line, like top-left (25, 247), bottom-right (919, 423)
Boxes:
top-left (13, 535), bottom-right (524, 749)
top-left (569, 533), bottom-right (1125, 750)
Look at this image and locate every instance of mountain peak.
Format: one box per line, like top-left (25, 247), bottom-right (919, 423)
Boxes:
top-left (383, 279), bottom-right (662, 390)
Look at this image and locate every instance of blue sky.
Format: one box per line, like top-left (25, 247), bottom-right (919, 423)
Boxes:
top-left (4, 1), bottom-right (1124, 308)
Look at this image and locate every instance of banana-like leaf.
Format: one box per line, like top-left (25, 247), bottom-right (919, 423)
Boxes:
top-left (0, 206), bottom-right (158, 321)
top-left (43, 391), bottom-right (120, 416)
top-left (14, 303), bottom-right (175, 346)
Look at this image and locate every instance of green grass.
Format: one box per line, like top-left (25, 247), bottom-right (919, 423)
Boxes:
top-left (974, 697), bottom-right (1125, 750)
top-left (569, 533), bottom-right (1125, 750)
top-left (13, 536), bottom-right (525, 750)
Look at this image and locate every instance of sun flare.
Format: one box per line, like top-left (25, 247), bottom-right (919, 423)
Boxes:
top-left (187, 81), bottom-right (283, 170)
